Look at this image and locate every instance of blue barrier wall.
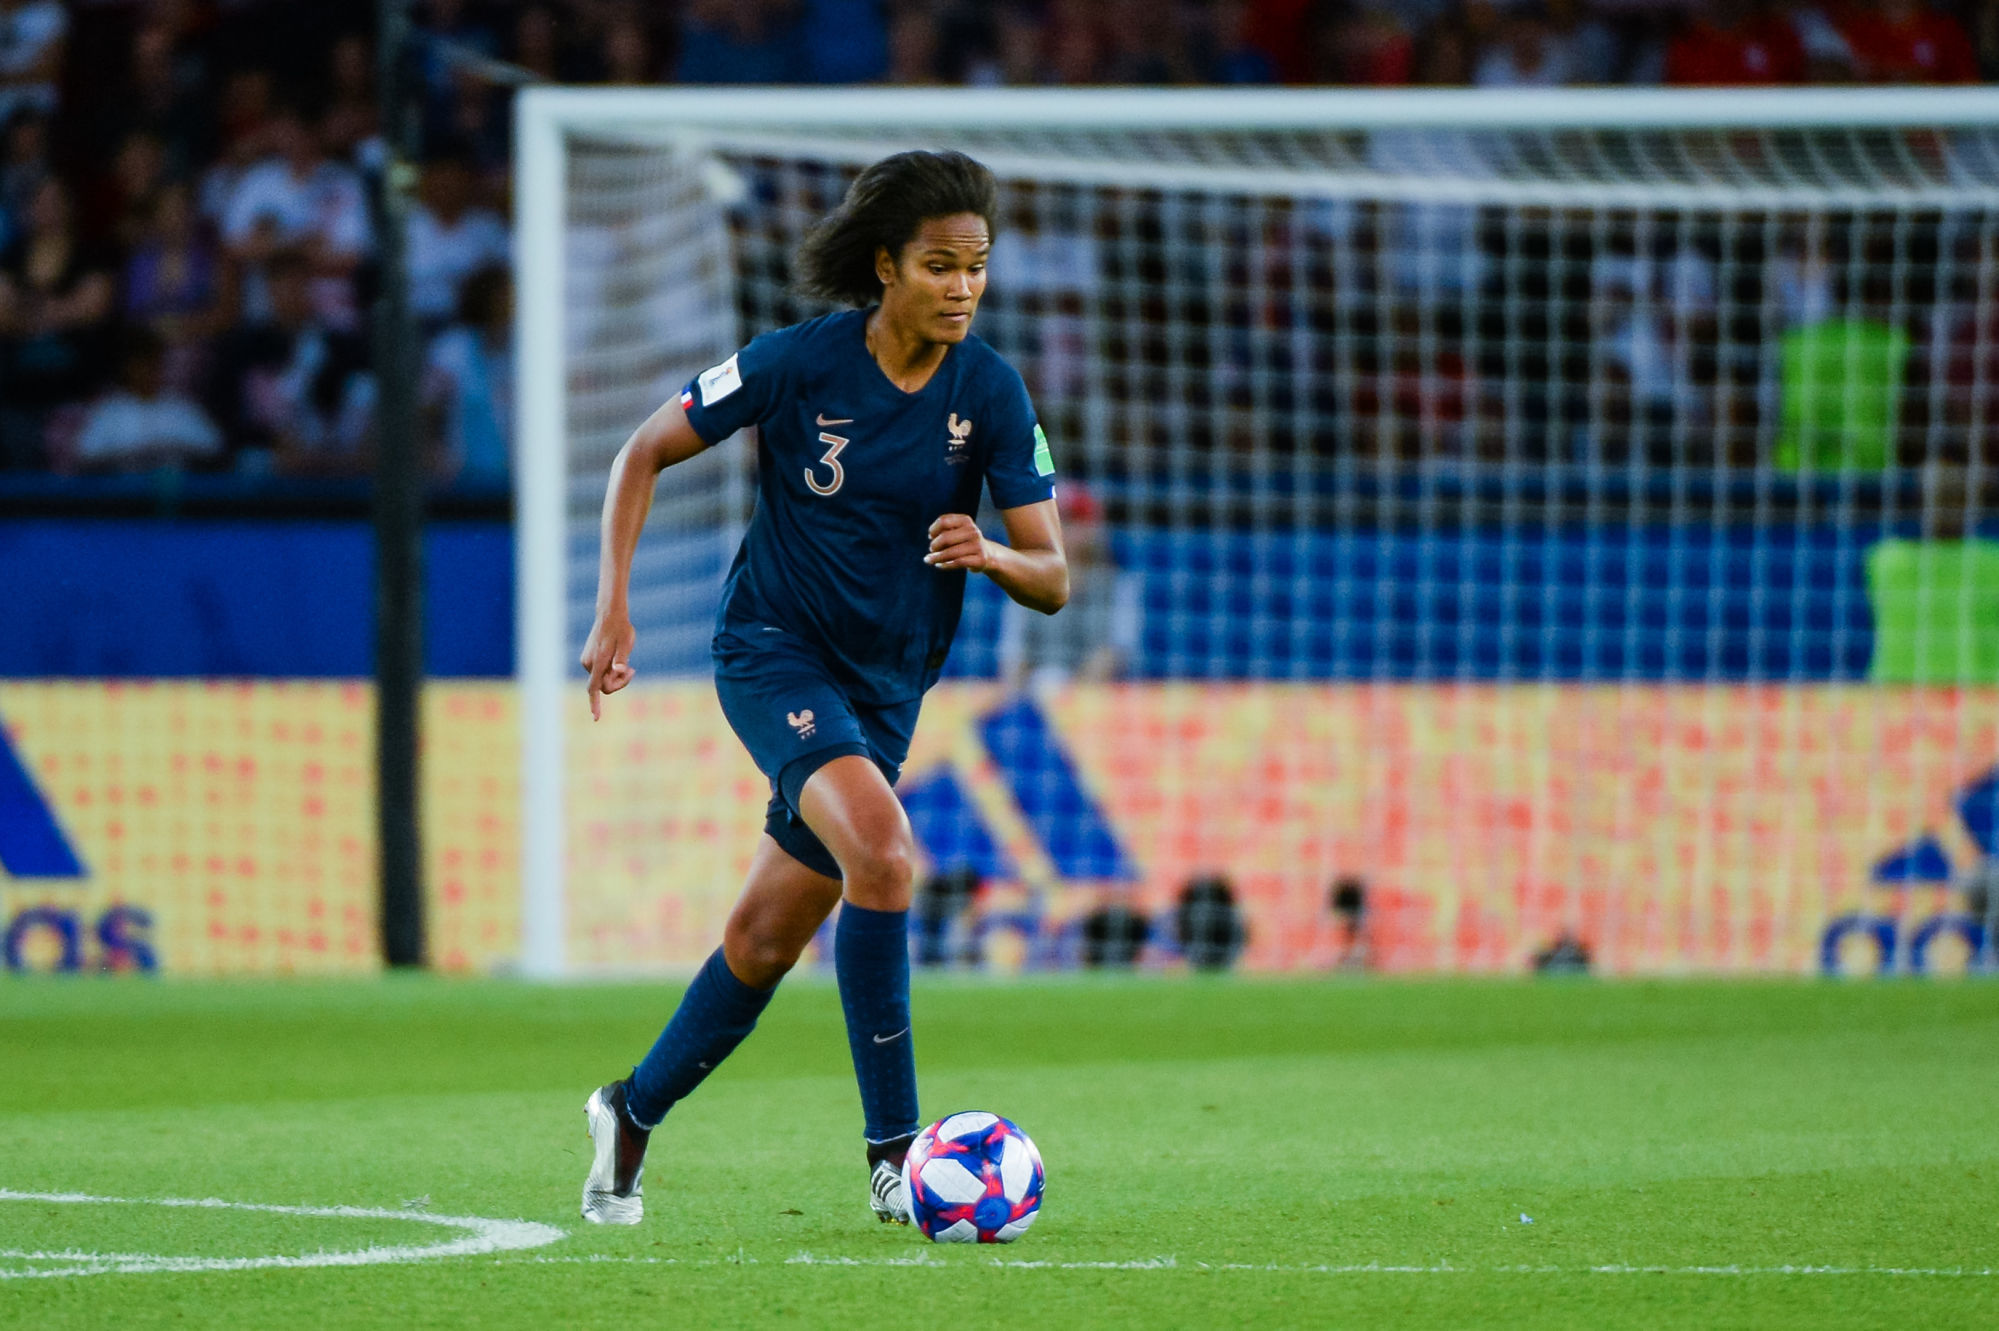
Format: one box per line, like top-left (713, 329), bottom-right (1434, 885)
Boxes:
top-left (1, 520), bottom-right (1877, 681)
top-left (0, 521), bottom-right (512, 677)
top-left (947, 524), bottom-right (1878, 682)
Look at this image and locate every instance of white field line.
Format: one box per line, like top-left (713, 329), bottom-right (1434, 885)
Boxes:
top-left (508, 1252), bottom-right (1999, 1278)
top-left (0, 1189), bottom-right (564, 1280)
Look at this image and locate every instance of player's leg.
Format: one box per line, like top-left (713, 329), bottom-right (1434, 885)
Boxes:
top-left (627, 834), bottom-right (842, 1119)
top-left (582, 835), bottom-right (840, 1225)
top-left (792, 754), bottom-right (924, 1220)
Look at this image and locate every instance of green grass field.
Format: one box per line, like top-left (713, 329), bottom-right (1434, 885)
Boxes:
top-left (3, 975), bottom-right (1998, 1328)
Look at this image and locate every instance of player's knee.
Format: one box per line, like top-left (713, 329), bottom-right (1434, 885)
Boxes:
top-left (723, 918), bottom-right (804, 988)
top-left (839, 827), bottom-right (916, 910)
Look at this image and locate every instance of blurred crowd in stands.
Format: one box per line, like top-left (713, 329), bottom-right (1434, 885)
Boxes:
top-left (0, 0), bottom-right (1993, 481)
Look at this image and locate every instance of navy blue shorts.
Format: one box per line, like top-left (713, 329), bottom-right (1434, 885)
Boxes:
top-left (712, 625), bottom-right (921, 879)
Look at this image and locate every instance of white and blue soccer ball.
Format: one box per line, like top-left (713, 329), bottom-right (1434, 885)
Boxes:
top-left (902, 1111), bottom-right (1045, 1243)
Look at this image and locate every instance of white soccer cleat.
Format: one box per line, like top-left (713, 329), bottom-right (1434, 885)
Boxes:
top-left (581, 1081), bottom-right (649, 1225)
top-left (869, 1158), bottom-right (912, 1225)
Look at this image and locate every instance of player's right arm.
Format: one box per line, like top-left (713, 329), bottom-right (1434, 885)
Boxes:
top-left (581, 396), bottom-right (710, 720)
top-left (585, 332), bottom-right (792, 718)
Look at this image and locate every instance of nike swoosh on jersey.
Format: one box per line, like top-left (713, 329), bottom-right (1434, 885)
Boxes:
top-left (816, 413), bottom-right (854, 426)
top-left (872, 1027), bottom-right (909, 1045)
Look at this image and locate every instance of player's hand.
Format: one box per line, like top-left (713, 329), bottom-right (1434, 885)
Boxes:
top-left (580, 610), bottom-right (637, 721)
top-left (925, 513), bottom-right (992, 572)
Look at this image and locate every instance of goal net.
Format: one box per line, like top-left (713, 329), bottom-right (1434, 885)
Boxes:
top-left (516, 89), bottom-right (1999, 979)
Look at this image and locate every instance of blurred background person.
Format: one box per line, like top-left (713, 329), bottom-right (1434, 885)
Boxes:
top-left (424, 263), bottom-right (513, 488)
top-left (0, 0), bottom-right (66, 126)
top-left (999, 482), bottom-right (1142, 692)
top-left (71, 328), bottom-right (224, 476)
top-left (204, 247), bottom-right (373, 477)
top-left (406, 155), bottom-right (509, 333)
top-left (122, 182), bottom-right (231, 396)
top-left (1837, 0), bottom-right (1979, 81)
top-left (0, 178), bottom-right (114, 469)
top-left (1665, 0), bottom-right (1807, 84)
top-left (221, 105), bottom-right (370, 331)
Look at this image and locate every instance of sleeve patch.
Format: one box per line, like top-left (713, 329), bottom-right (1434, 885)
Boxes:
top-left (697, 354), bottom-right (743, 406)
top-left (1031, 424), bottom-right (1055, 478)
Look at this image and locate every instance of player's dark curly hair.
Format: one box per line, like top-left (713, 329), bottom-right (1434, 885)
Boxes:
top-left (795, 151), bottom-right (999, 307)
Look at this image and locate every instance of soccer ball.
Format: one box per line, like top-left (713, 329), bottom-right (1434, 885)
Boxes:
top-left (902, 1111), bottom-right (1045, 1243)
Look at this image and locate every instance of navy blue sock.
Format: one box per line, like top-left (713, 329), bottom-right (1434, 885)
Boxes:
top-left (834, 901), bottom-right (920, 1144)
top-left (626, 948), bottom-right (776, 1129)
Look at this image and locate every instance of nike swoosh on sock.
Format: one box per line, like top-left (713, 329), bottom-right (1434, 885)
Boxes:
top-left (872, 1028), bottom-right (909, 1045)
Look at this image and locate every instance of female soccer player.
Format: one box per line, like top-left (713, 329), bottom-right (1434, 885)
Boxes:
top-left (577, 151), bottom-right (1068, 1227)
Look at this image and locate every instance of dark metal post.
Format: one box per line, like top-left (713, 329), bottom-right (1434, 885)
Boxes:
top-left (373, 0), bottom-right (425, 968)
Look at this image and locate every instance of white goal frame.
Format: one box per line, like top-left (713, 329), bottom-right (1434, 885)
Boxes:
top-left (512, 85), bottom-right (1999, 979)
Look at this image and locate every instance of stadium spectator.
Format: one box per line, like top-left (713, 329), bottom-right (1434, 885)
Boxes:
top-left (122, 182), bottom-right (230, 390)
top-left (1838, 0), bottom-right (1979, 81)
top-left (1915, 232), bottom-right (1999, 465)
top-left (598, 12), bottom-right (661, 85)
top-left (112, 19), bottom-right (213, 176)
top-left (674, 0), bottom-right (804, 83)
top-left (1412, 18), bottom-right (1477, 83)
top-left (1547, 0), bottom-right (1621, 83)
top-left (1044, 0), bottom-right (1108, 84)
top-left (886, 5), bottom-right (945, 86)
top-left (964, 4), bottom-right (1049, 86)
top-left (92, 132), bottom-right (171, 253)
top-left (427, 65), bottom-right (510, 175)
top-left (999, 483), bottom-right (1141, 691)
top-left (1310, 2), bottom-right (1416, 84)
top-left (510, 5), bottom-right (568, 83)
top-left (71, 329), bottom-right (224, 475)
top-left (418, 0), bottom-right (501, 104)
top-left (1665, 0), bottom-right (1808, 84)
top-left (407, 156), bottom-right (509, 328)
top-left (1104, 0), bottom-right (1206, 83)
top-left (321, 34), bottom-right (381, 162)
top-left (800, 0), bottom-right (890, 83)
top-left (0, 105), bottom-right (49, 241)
top-left (1591, 242), bottom-right (1717, 464)
top-left (221, 106), bottom-right (370, 329)
top-left (424, 263), bottom-right (513, 487)
top-left (213, 65), bottom-right (277, 168)
top-left (1979, 0), bottom-right (1999, 78)
top-left (1244, 0), bottom-right (1315, 82)
top-left (1473, 5), bottom-right (1575, 86)
top-left (0, 178), bottom-right (115, 469)
top-left (1207, 0), bottom-right (1281, 82)
top-left (0, 0), bottom-right (66, 125)
top-left (1789, 3), bottom-right (1863, 80)
top-left (205, 248), bottom-right (373, 476)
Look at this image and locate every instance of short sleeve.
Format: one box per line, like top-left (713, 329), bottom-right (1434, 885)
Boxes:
top-left (679, 325), bottom-right (795, 446)
top-left (983, 360), bottom-right (1056, 510)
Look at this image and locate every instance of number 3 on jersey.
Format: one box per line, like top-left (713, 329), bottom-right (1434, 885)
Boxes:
top-left (806, 430), bottom-right (847, 496)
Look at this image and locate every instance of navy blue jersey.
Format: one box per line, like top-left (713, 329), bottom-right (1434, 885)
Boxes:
top-left (680, 309), bottom-right (1056, 705)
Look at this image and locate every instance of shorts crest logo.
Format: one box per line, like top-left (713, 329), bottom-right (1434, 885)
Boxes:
top-left (946, 413), bottom-right (972, 464)
top-left (787, 709), bottom-right (817, 739)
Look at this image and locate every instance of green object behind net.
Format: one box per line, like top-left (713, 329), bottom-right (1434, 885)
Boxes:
top-left (1866, 540), bottom-right (1999, 684)
top-left (1775, 319), bottom-right (1910, 472)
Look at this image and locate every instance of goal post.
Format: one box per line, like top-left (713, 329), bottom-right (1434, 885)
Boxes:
top-left (514, 87), bottom-right (1999, 980)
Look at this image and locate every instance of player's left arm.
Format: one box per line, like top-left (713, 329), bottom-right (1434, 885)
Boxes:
top-left (926, 500), bottom-right (1069, 615)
